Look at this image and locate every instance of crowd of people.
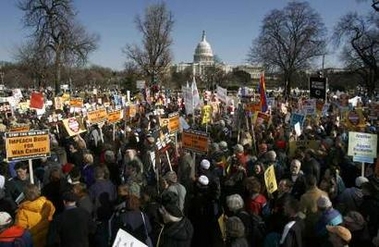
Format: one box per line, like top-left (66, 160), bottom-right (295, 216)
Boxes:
top-left (0, 87), bottom-right (377, 247)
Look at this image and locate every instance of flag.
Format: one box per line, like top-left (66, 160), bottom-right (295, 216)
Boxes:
top-left (259, 72), bottom-right (268, 112)
top-left (191, 77), bottom-right (200, 109)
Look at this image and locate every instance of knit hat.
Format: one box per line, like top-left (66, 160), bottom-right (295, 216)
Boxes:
top-left (164, 171), bottom-right (178, 183)
top-left (219, 141), bottom-right (228, 151)
top-left (326, 225), bottom-right (352, 242)
top-left (0, 212), bottom-right (12, 227)
top-left (344, 211), bottom-right (366, 230)
top-left (265, 150), bottom-right (277, 162)
top-left (198, 175), bottom-right (209, 186)
top-left (233, 144), bottom-right (244, 154)
top-left (317, 195), bottom-right (332, 209)
top-left (226, 194), bottom-right (244, 212)
top-left (161, 191), bottom-right (182, 218)
top-left (355, 176), bottom-right (369, 188)
top-left (200, 159), bottom-right (211, 170)
top-left (226, 216), bottom-right (245, 238)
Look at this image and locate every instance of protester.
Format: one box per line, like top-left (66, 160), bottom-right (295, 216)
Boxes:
top-left (0, 211), bottom-right (33, 247)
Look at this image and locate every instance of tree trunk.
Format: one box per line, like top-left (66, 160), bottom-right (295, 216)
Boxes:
top-left (55, 51), bottom-right (61, 95)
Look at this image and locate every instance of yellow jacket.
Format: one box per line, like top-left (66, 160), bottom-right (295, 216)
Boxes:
top-left (15, 196), bottom-right (56, 247)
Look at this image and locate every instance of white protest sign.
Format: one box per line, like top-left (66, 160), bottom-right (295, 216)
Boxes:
top-left (348, 132), bottom-right (377, 159)
top-left (112, 229), bottom-right (147, 247)
top-left (217, 86), bottom-right (227, 103)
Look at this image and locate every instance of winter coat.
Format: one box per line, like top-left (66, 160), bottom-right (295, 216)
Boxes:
top-left (158, 217), bottom-right (193, 247)
top-left (0, 225), bottom-right (33, 247)
top-left (15, 196), bottom-right (55, 247)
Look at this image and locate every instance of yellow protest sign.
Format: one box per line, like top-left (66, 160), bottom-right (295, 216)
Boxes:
top-left (201, 105), bottom-right (213, 124)
top-left (62, 117), bottom-right (87, 136)
top-left (218, 214), bottom-right (226, 242)
top-left (5, 130), bottom-right (50, 161)
top-left (87, 108), bottom-right (107, 124)
top-left (160, 112), bottom-right (180, 133)
top-left (264, 165), bottom-right (278, 194)
top-left (107, 110), bottom-right (123, 124)
top-left (343, 108), bottom-right (366, 130)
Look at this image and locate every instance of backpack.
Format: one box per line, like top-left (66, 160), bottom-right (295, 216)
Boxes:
top-left (240, 211), bottom-right (266, 246)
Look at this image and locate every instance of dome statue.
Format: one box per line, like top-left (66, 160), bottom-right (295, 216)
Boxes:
top-left (194, 31), bottom-right (214, 64)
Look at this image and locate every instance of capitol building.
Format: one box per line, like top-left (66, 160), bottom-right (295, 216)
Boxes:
top-left (174, 31), bottom-right (233, 76)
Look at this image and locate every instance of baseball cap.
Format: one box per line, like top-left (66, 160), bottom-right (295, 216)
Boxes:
top-left (326, 225), bottom-right (352, 242)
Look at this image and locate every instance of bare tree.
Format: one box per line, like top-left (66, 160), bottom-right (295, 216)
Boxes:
top-left (124, 2), bottom-right (174, 88)
top-left (18, 0), bottom-right (99, 94)
top-left (248, 1), bottom-right (327, 96)
top-left (333, 12), bottom-right (379, 95)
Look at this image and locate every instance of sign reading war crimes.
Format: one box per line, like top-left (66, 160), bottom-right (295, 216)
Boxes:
top-left (5, 130), bottom-right (50, 161)
top-left (182, 130), bottom-right (209, 153)
top-left (309, 77), bottom-right (327, 100)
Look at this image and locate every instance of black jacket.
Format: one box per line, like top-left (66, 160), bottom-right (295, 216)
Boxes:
top-left (158, 217), bottom-right (193, 247)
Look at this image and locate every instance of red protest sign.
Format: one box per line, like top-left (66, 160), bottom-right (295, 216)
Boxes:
top-left (30, 92), bottom-right (44, 109)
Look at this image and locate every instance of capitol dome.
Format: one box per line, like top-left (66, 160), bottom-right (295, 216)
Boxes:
top-left (194, 31), bottom-right (214, 64)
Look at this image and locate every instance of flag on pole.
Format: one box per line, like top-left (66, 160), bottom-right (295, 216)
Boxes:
top-left (191, 77), bottom-right (200, 109)
top-left (259, 72), bottom-right (268, 112)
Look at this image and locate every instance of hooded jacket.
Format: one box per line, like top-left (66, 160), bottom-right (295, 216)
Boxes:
top-left (0, 225), bottom-right (33, 247)
top-left (15, 196), bottom-right (55, 247)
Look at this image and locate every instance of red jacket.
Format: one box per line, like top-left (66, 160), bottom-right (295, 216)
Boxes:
top-left (246, 194), bottom-right (267, 216)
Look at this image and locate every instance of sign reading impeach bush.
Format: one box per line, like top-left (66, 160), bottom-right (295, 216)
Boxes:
top-left (5, 130), bottom-right (50, 161)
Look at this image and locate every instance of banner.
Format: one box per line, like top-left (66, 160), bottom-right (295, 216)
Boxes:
top-left (87, 108), bottom-right (107, 124)
top-left (62, 117), bottom-right (87, 136)
top-left (182, 130), bottom-right (209, 153)
top-left (264, 165), bottom-right (278, 194)
top-left (309, 77), bottom-right (327, 100)
top-left (5, 130), bottom-right (50, 161)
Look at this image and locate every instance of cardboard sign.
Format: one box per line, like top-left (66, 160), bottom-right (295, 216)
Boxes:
top-left (309, 77), bottom-right (327, 100)
top-left (182, 130), bottom-right (209, 153)
top-left (69, 98), bottom-right (83, 108)
top-left (107, 110), bottom-right (123, 124)
top-left (348, 132), bottom-right (377, 158)
top-left (160, 112), bottom-right (180, 133)
top-left (9, 125), bottom-right (30, 132)
top-left (5, 130), bottom-right (50, 161)
top-left (87, 108), bottom-right (107, 124)
top-left (62, 117), bottom-right (87, 136)
top-left (264, 165), bottom-right (278, 194)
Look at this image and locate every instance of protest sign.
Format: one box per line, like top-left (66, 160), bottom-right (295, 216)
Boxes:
top-left (290, 113), bottom-right (305, 127)
top-left (5, 130), bottom-right (50, 161)
top-left (160, 112), bottom-right (180, 133)
top-left (348, 132), bottom-right (377, 159)
top-left (69, 98), bottom-right (84, 108)
top-left (309, 77), bottom-right (327, 100)
top-left (217, 86), bottom-right (227, 103)
top-left (9, 125), bottom-right (30, 132)
top-left (182, 130), bottom-right (209, 153)
top-left (264, 165), bottom-right (278, 194)
top-left (107, 110), bottom-right (123, 124)
top-left (62, 117), bottom-right (87, 136)
top-left (30, 92), bottom-right (44, 109)
top-left (289, 140), bottom-right (320, 157)
top-left (112, 229), bottom-right (147, 247)
top-left (87, 108), bottom-right (107, 124)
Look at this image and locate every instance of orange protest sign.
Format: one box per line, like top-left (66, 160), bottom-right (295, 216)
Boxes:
top-left (255, 112), bottom-right (271, 126)
top-left (182, 130), bottom-right (209, 153)
top-left (5, 130), bottom-right (50, 161)
top-left (9, 125), bottom-right (30, 132)
top-left (69, 98), bottom-right (83, 108)
top-left (87, 108), bottom-right (107, 124)
top-left (107, 110), bottom-right (122, 124)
